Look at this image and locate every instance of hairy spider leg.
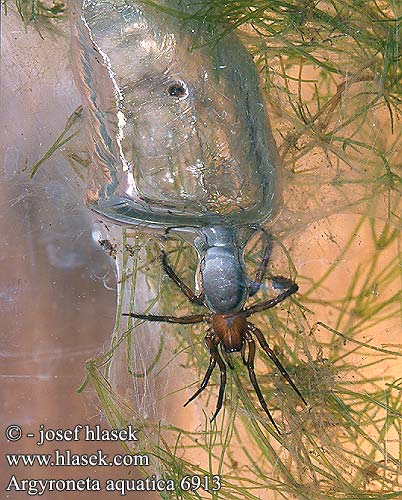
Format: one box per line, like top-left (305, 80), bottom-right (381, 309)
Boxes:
top-left (209, 339), bottom-right (227, 422)
top-left (184, 332), bottom-right (215, 407)
top-left (244, 330), bottom-right (281, 434)
top-left (122, 312), bottom-right (207, 324)
top-left (248, 323), bottom-right (307, 406)
top-left (161, 251), bottom-right (204, 305)
top-left (249, 229), bottom-right (273, 297)
top-left (244, 276), bottom-right (299, 316)
top-left (221, 350), bottom-right (235, 370)
top-left (240, 342), bottom-right (247, 366)
top-left (184, 333), bottom-right (227, 422)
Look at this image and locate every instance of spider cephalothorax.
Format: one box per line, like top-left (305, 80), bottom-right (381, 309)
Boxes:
top-left (123, 226), bottom-right (306, 432)
top-left (212, 314), bottom-right (248, 352)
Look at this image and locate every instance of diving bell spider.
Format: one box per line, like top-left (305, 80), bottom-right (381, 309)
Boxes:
top-left (123, 228), bottom-right (306, 433)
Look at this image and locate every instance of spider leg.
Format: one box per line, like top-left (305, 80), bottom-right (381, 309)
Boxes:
top-left (122, 312), bottom-right (207, 324)
top-left (244, 330), bottom-right (281, 434)
top-left (240, 342), bottom-right (247, 366)
top-left (210, 343), bottom-right (227, 422)
top-left (184, 332), bottom-right (216, 406)
top-left (183, 334), bottom-right (227, 422)
top-left (221, 349), bottom-right (234, 370)
top-left (249, 323), bottom-right (307, 406)
top-left (249, 229), bottom-right (273, 297)
top-left (161, 251), bottom-right (204, 305)
top-left (244, 276), bottom-right (298, 317)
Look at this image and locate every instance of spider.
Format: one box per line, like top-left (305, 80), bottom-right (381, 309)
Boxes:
top-left (123, 225), bottom-right (306, 432)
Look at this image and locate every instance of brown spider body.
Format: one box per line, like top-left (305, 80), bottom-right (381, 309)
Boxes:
top-left (212, 314), bottom-right (247, 353)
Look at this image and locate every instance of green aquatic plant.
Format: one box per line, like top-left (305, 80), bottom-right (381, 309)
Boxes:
top-left (24, 0), bottom-right (402, 498)
top-left (11, 0), bottom-right (66, 34)
top-left (14, 0), bottom-right (66, 23)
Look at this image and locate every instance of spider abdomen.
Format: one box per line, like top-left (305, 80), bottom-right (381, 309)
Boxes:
top-left (196, 227), bottom-right (250, 314)
top-left (202, 248), bottom-right (248, 313)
